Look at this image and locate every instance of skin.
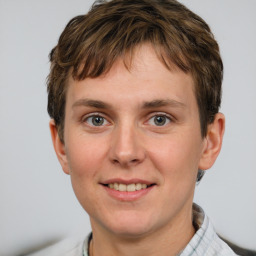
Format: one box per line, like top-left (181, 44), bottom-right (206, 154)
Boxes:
top-left (50, 44), bottom-right (225, 256)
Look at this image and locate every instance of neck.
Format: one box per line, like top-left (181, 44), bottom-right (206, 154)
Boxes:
top-left (89, 207), bottom-right (195, 256)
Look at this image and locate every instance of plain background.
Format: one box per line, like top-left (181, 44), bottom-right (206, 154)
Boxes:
top-left (0, 0), bottom-right (255, 255)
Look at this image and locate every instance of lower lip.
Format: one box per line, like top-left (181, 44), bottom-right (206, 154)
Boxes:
top-left (102, 185), bottom-right (155, 201)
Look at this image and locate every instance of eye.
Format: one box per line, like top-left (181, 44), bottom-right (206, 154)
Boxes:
top-left (85, 115), bottom-right (109, 126)
top-left (148, 114), bottom-right (171, 126)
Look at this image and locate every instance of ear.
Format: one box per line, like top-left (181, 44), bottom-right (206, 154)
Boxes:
top-left (199, 113), bottom-right (225, 170)
top-left (49, 119), bottom-right (70, 175)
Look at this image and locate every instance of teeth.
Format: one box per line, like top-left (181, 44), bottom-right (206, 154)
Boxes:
top-left (119, 184), bottom-right (126, 192)
top-left (108, 183), bottom-right (149, 192)
top-left (114, 183), bottom-right (119, 190)
top-left (127, 184), bottom-right (135, 192)
top-left (135, 183), bottom-right (142, 190)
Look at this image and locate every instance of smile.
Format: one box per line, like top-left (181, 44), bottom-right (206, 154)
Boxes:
top-left (102, 181), bottom-right (156, 201)
top-left (108, 183), bottom-right (149, 192)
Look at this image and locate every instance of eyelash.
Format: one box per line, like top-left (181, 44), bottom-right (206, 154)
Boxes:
top-left (81, 112), bottom-right (173, 127)
top-left (146, 113), bottom-right (173, 127)
top-left (82, 113), bottom-right (110, 127)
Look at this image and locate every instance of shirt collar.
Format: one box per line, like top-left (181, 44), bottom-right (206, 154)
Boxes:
top-left (179, 203), bottom-right (216, 255)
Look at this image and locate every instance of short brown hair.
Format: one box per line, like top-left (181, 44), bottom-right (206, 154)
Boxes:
top-left (47, 0), bottom-right (223, 143)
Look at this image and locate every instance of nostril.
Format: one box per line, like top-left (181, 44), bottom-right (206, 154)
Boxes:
top-left (111, 158), bottom-right (139, 164)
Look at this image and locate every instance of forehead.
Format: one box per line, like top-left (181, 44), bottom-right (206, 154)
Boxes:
top-left (66, 44), bottom-right (196, 110)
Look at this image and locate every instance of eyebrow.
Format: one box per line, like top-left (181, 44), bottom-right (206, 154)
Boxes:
top-left (72, 99), bottom-right (111, 109)
top-left (72, 98), bottom-right (186, 110)
top-left (142, 99), bottom-right (186, 109)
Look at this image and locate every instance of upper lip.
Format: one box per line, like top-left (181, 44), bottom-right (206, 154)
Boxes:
top-left (101, 178), bottom-right (155, 185)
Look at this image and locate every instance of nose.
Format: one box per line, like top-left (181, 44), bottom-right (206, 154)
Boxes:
top-left (109, 122), bottom-right (146, 167)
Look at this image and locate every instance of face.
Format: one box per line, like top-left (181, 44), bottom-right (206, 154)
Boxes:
top-left (52, 44), bottom-right (214, 239)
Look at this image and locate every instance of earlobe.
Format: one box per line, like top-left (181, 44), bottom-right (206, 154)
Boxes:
top-left (199, 113), bottom-right (225, 170)
top-left (49, 120), bottom-right (70, 175)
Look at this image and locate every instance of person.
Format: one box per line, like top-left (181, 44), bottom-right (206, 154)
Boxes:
top-left (41, 0), bottom-right (238, 255)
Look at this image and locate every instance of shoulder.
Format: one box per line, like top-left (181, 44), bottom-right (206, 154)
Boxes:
top-left (180, 204), bottom-right (239, 256)
top-left (205, 230), bottom-right (240, 256)
top-left (183, 222), bottom-right (238, 255)
top-left (26, 235), bottom-right (88, 256)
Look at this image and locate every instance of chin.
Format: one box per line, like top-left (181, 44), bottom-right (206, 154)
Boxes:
top-left (110, 226), bottom-right (152, 239)
top-left (105, 214), bottom-right (157, 238)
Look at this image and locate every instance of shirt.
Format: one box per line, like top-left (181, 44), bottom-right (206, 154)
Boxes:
top-left (28, 204), bottom-right (238, 256)
top-left (178, 204), bottom-right (238, 255)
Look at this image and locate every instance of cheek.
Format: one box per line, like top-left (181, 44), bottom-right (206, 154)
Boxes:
top-left (65, 134), bottom-right (108, 179)
top-left (65, 136), bottom-right (108, 212)
top-left (147, 134), bottom-right (202, 181)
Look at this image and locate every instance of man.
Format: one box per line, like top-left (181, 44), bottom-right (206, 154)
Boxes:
top-left (45, 0), bottom-right (237, 255)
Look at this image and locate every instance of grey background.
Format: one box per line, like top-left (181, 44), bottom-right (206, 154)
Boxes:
top-left (0, 0), bottom-right (255, 255)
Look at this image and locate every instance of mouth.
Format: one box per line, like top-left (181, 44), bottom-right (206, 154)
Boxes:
top-left (100, 180), bottom-right (156, 201)
top-left (102, 183), bottom-right (155, 192)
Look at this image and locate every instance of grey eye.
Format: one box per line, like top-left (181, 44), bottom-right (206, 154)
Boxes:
top-left (92, 116), bottom-right (104, 126)
top-left (147, 114), bottom-right (171, 127)
top-left (86, 116), bottom-right (107, 126)
top-left (153, 115), bottom-right (167, 126)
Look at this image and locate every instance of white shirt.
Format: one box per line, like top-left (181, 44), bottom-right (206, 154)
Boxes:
top-left (178, 204), bottom-right (238, 255)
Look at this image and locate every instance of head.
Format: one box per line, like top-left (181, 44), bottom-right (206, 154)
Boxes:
top-left (47, 0), bottom-right (223, 143)
top-left (48, 0), bottom-right (225, 242)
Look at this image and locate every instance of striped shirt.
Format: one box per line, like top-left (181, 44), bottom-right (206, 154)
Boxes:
top-left (178, 204), bottom-right (238, 255)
